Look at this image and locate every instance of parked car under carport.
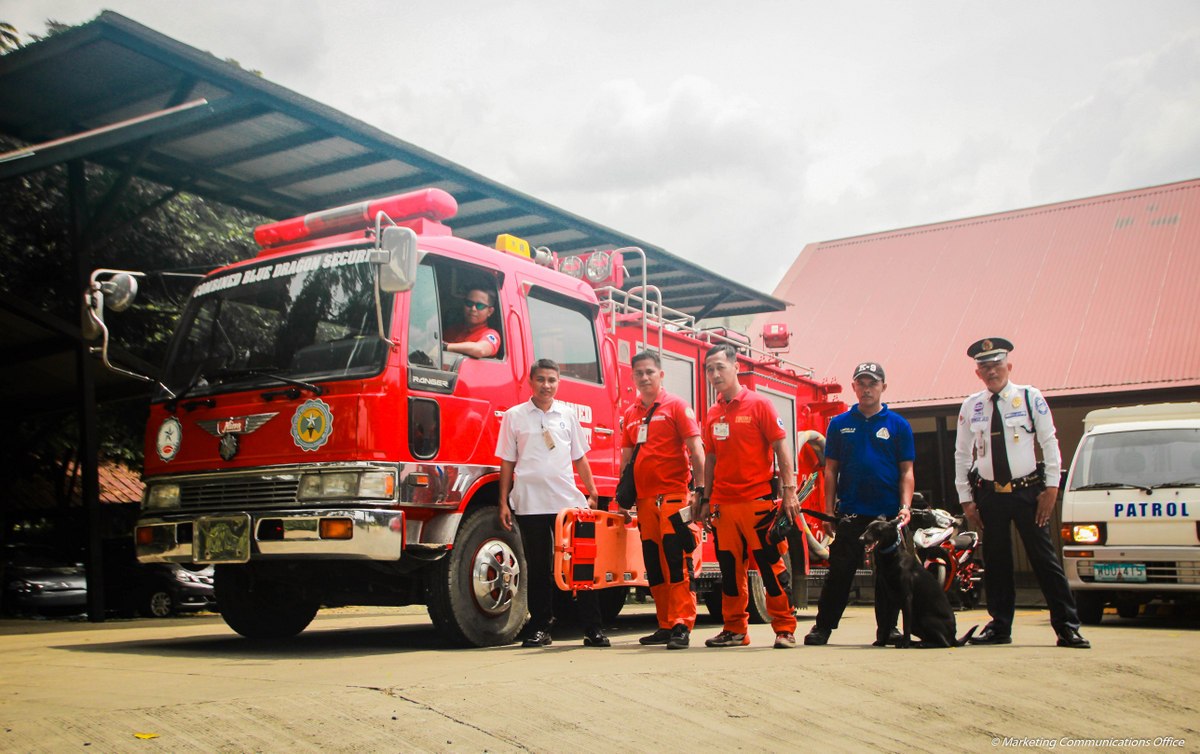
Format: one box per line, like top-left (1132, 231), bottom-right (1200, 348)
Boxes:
top-left (102, 539), bottom-right (216, 617)
top-left (1, 543), bottom-right (88, 617)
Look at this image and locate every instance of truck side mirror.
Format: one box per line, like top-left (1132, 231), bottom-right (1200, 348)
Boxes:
top-left (375, 225), bottom-right (418, 293)
top-left (83, 270), bottom-right (141, 340)
top-left (81, 268), bottom-right (157, 387)
top-left (102, 272), bottom-right (139, 312)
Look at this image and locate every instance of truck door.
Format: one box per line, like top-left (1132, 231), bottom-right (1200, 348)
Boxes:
top-left (523, 286), bottom-right (620, 492)
top-left (404, 260), bottom-right (520, 467)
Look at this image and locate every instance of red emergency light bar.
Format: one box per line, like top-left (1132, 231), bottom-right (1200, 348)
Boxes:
top-left (253, 188), bottom-right (458, 248)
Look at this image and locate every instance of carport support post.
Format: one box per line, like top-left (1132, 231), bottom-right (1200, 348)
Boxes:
top-left (70, 159), bottom-right (105, 622)
top-left (935, 414), bottom-right (950, 506)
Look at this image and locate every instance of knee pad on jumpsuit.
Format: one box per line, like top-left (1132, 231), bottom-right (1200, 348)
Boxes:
top-left (751, 510), bottom-right (787, 598)
top-left (641, 539), bottom-right (664, 587)
top-left (662, 510), bottom-right (697, 583)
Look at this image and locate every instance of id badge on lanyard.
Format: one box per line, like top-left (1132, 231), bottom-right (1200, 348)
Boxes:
top-left (637, 424), bottom-right (649, 444)
top-left (712, 422), bottom-right (730, 439)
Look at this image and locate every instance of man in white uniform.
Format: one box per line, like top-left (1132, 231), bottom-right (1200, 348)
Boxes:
top-left (954, 337), bottom-right (1089, 649)
top-left (497, 358), bottom-right (607, 648)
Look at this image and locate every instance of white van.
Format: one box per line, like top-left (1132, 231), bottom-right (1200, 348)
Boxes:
top-left (1060, 403), bottom-right (1200, 623)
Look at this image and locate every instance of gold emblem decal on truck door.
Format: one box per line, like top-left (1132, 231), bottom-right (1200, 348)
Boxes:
top-left (291, 399), bottom-right (333, 451)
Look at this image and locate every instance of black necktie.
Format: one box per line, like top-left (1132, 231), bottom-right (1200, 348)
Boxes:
top-left (990, 392), bottom-right (1012, 485)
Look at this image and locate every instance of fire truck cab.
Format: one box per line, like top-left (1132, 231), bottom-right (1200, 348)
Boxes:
top-left (85, 188), bottom-right (842, 646)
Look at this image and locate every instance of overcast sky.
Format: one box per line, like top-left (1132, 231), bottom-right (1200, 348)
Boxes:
top-left (3, 1), bottom-right (1199, 294)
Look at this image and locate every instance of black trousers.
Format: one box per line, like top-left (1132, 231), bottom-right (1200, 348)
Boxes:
top-left (516, 513), bottom-right (600, 633)
top-left (814, 514), bottom-right (896, 639)
top-left (976, 487), bottom-right (1080, 635)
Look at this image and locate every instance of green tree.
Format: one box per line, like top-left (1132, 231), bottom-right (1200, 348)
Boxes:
top-left (0, 22), bottom-right (20, 53)
top-left (0, 133), bottom-right (266, 502)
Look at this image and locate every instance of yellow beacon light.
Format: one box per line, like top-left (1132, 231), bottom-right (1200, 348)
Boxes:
top-left (495, 234), bottom-right (531, 259)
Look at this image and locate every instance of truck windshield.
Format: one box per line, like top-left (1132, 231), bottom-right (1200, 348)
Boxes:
top-left (1070, 428), bottom-right (1200, 491)
top-left (159, 247), bottom-right (391, 400)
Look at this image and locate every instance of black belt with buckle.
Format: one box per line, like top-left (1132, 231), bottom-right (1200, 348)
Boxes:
top-left (984, 469), bottom-right (1043, 493)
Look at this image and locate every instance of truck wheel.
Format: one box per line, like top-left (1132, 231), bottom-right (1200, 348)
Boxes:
top-left (598, 586), bottom-right (628, 623)
top-left (748, 556), bottom-right (794, 625)
top-left (786, 529), bottom-right (809, 609)
top-left (1116, 600), bottom-right (1141, 619)
top-left (144, 589), bottom-right (175, 618)
top-left (215, 564), bottom-right (319, 640)
top-left (703, 586), bottom-right (723, 622)
top-left (426, 507), bottom-right (527, 647)
top-left (1074, 590), bottom-right (1105, 626)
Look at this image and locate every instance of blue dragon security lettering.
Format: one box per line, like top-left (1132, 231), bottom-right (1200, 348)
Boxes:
top-left (292, 399), bottom-right (333, 451)
top-left (1114, 502), bottom-right (1191, 518)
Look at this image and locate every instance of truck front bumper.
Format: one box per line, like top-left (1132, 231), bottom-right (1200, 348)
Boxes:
top-left (136, 508), bottom-right (405, 564)
top-left (1064, 546), bottom-right (1200, 591)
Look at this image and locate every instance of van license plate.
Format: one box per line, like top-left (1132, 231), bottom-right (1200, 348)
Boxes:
top-left (1093, 562), bottom-right (1146, 583)
top-left (195, 515), bottom-right (252, 564)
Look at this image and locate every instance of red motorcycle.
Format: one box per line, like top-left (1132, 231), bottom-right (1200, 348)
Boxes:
top-left (911, 496), bottom-right (984, 610)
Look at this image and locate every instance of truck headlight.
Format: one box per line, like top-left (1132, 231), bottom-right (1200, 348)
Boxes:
top-left (298, 471), bottom-right (395, 500)
top-left (144, 483), bottom-right (181, 510)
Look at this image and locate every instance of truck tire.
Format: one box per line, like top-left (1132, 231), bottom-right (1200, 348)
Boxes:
top-left (703, 585), bottom-right (723, 622)
top-left (748, 556), bottom-right (795, 625)
top-left (1074, 590), bottom-right (1105, 626)
top-left (215, 564), bottom-right (319, 640)
top-left (786, 529), bottom-right (809, 610)
top-left (426, 507), bottom-right (527, 647)
top-left (1116, 599), bottom-right (1141, 619)
top-left (598, 586), bottom-right (628, 623)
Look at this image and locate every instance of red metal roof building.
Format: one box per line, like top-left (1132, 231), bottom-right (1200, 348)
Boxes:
top-left (756, 178), bottom-right (1200, 507)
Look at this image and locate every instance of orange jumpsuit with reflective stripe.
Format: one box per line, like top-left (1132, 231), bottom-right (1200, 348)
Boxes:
top-left (704, 387), bottom-right (796, 636)
top-left (710, 501), bottom-right (795, 635)
top-left (623, 390), bottom-right (700, 632)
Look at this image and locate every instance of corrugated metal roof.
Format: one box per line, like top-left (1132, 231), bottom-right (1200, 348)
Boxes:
top-left (0, 11), bottom-right (784, 320)
top-left (755, 179), bottom-right (1200, 410)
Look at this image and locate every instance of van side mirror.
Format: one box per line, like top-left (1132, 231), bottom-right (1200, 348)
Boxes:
top-left (374, 225), bottom-right (418, 293)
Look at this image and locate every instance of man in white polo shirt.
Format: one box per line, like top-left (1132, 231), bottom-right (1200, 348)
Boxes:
top-left (497, 358), bottom-right (607, 648)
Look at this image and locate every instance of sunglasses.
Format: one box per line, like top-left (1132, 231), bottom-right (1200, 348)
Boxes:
top-left (463, 300), bottom-right (491, 311)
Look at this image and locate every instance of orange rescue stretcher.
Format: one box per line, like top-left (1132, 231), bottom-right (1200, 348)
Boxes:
top-left (553, 508), bottom-right (650, 592)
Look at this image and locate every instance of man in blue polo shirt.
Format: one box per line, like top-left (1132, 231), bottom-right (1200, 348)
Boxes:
top-left (804, 361), bottom-right (915, 647)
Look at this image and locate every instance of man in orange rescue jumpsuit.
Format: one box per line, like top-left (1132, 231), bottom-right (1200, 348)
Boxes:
top-left (621, 351), bottom-right (705, 650)
top-left (700, 343), bottom-right (808, 648)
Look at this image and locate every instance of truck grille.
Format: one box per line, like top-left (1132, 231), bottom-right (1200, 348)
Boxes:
top-left (179, 475), bottom-right (300, 511)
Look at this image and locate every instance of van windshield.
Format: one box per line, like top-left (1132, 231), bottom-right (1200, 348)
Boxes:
top-left (1070, 428), bottom-right (1200, 490)
top-left (158, 247), bottom-right (391, 400)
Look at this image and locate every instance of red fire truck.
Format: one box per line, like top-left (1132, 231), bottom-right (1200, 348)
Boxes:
top-left (85, 188), bottom-right (844, 646)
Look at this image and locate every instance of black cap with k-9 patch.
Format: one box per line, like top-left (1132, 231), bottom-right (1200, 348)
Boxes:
top-left (852, 361), bottom-right (885, 381)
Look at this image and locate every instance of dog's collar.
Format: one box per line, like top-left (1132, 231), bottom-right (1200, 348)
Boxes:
top-left (877, 523), bottom-right (904, 554)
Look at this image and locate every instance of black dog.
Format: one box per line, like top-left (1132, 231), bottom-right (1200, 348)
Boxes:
top-left (860, 517), bottom-right (977, 648)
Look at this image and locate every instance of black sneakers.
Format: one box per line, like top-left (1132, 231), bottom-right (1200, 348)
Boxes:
top-left (639, 628), bottom-right (672, 645)
top-left (583, 627), bottom-right (611, 647)
top-left (803, 627), bottom-right (830, 646)
top-left (704, 630), bottom-right (749, 647)
top-left (666, 625), bottom-right (690, 650)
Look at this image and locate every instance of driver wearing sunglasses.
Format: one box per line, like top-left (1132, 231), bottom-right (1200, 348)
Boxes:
top-left (444, 287), bottom-right (501, 358)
